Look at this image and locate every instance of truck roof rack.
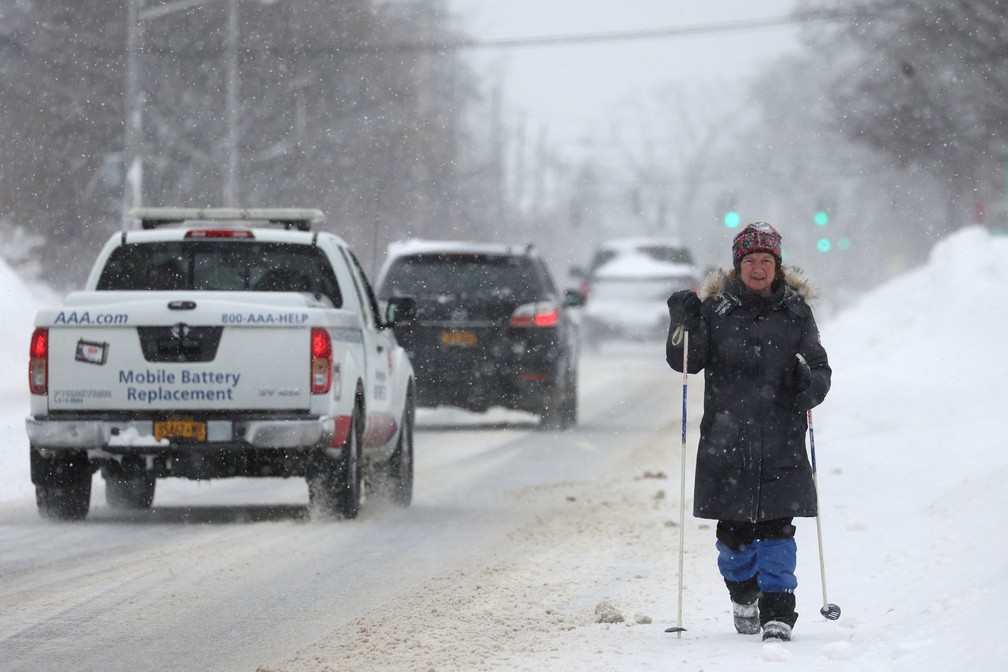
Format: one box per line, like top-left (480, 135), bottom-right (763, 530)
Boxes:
top-left (128, 207), bottom-right (325, 232)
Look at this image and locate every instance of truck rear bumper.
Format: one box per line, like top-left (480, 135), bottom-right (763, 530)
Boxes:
top-left (26, 416), bottom-right (335, 451)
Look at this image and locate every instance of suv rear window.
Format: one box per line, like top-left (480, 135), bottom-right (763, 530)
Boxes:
top-left (380, 253), bottom-right (542, 301)
top-left (96, 241), bottom-right (342, 306)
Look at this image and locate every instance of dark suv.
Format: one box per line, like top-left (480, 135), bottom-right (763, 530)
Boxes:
top-left (376, 240), bottom-right (585, 429)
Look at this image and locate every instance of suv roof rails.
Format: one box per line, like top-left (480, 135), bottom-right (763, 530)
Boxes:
top-left (128, 207), bottom-right (325, 232)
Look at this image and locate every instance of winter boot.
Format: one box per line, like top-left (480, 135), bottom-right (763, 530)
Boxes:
top-left (758, 592), bottom-right (797, 642)
top-left (732, 599), bottom-right (760, 635)
top-left (725, 577), bottom-right (761, 635)
top-left (762, 620), bottom-right (792, 642)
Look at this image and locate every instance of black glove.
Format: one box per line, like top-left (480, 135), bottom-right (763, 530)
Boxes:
top-left (667, 290), bottom-right (702, 318)
top-left (793, 359), bottom-right (812, 392)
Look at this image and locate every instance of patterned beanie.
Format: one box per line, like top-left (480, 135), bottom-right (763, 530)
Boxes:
top-left (732, 221), bottom-right (782, 266)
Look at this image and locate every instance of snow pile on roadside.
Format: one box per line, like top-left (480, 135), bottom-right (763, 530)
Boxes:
top-left (823, 225), bottom-right (1003, 425)
top-left (0, 259), bottom-right (48, 402)
top-left (0, 257), bottom-right (60, 500)
top-left (811, 225), bottom-right (1008, 669)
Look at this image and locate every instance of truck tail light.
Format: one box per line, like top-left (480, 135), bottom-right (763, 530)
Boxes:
top-left (310, 328), bottom-right (332, 394)
top-left (29, 328), bottom-right (48, 395)
top-left (510, 302), bottom-right (560, 328)
top-left (184, 229), bottom-right (255, 239)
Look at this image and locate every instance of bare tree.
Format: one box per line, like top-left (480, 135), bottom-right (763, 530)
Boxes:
top-left (0, 0), bottom-right (490, 287)
top-left (798, 0), bottom-right (1008, 230)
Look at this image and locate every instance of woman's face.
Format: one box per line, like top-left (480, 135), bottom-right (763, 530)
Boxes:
top-left (740, 252), bottom-right (777, 297)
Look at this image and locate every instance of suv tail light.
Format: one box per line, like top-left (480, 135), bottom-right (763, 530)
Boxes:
top-left (510, 302), bottom-right (560, 328)
top-left (310, 328), bottom-right (332, 394)
top-left (29, 328), bottom-right (48, 395)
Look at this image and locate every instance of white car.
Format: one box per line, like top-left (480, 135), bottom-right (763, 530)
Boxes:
top-left (579, 242), bottom-right (699, 347)
top-left (576, 237), bottom-right (696, 285)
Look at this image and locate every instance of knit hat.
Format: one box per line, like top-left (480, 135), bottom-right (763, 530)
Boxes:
top-left (732, 221), bottom-right (782, 266)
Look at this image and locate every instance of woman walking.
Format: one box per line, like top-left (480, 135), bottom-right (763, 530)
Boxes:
top-left (666, 221), bottom-right (831, 642)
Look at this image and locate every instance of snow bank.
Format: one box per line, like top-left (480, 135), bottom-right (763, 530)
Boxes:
top-left (814, 225), bottom-right (1008, 669)
top-left (0, 257), bottom-right (60, 502)
top-left (0, 258), bottom-right (55, 404)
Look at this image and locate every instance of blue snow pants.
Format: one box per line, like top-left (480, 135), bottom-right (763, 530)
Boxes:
top-left (715, 518), bottom-right (797, 594)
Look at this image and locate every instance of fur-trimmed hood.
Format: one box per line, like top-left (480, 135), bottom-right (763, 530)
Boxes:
top-left (698, 266), bottom-right (818, 305)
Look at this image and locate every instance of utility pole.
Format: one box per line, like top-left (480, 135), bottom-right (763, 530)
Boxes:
top-left (224, 0), bottom-right (240, 206)
top-left (123, 0), bottom-right (243, 226)
top-left (123, 0), bottom-right (145, 229)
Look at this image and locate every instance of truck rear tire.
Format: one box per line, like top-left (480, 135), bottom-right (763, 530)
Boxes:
top-left (308, 404), bottom-right (363, 519)
top-left (334, 405), bottom-right (363, 518)
top-left (31, 449), bottom-right (92, 521)
top-left (372, 396), bottom-right (414, 507)
top-left (104, 474), bottom-right (156, 509)
top-left (36, 481), bottom-right (91, 521)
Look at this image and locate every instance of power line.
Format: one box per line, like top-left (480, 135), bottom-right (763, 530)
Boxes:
top-left (425, 11), bottom-right (845, 53)
top-left (14, 10), bottom-right (855, 57)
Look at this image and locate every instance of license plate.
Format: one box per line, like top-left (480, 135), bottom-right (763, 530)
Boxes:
top-left (441, 329), bottom-right (477, 347)
top-left (154, 418), bottom-right (207, 442)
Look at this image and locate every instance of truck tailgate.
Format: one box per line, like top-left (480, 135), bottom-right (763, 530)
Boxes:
top-left (40, 292), bottom-right (346, 412)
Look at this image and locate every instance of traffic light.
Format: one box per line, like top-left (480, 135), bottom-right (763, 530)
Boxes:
top-left (813, 199), bottom-right (833, 227)
top-left (716, 193), bottom-right (741, 228)
top-left (817, 237), bottom-right (831, 252)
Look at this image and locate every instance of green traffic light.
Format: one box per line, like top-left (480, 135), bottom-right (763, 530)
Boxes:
top-left (724, 211), bottom-right (741, 228)
top-left (817, 238), bottom-right (831, 252)
top-left (814, 210), bottom-right (829, 226)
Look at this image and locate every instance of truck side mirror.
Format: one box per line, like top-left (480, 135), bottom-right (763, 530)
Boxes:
top-left (384, 296), bottom-right (416, 325)
top-left (564, 289), bottom-right (587, 308)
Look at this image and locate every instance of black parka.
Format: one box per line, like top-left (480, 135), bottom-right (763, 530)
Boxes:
top-left (666, 268), bottom-right (831, 522)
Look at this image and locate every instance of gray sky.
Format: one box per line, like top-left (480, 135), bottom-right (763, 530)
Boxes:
top-left (449, 0), bottom-right (800, 156)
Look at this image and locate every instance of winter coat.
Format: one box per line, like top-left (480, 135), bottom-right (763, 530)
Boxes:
top-left (666, 268), bottom-right (831, 522)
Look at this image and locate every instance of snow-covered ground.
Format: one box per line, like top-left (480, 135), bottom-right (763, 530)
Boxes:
top-left (3, 227), bottom-right (1006, 670)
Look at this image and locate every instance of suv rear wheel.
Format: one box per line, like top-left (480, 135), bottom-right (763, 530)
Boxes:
top-left (540, 365), bottom-right (577, 431)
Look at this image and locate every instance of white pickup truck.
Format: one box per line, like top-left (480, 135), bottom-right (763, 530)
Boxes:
top-left (26, 208), bottom-right (416, 521)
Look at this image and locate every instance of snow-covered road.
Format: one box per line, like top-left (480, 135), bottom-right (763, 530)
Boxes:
top-left (1, 343), bottom-right (700, 671)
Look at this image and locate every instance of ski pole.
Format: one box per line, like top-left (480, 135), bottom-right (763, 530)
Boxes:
top-left (799, 353), bottom-right (841, 621)
top-left (665, 323), bottom-right (688, 635)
